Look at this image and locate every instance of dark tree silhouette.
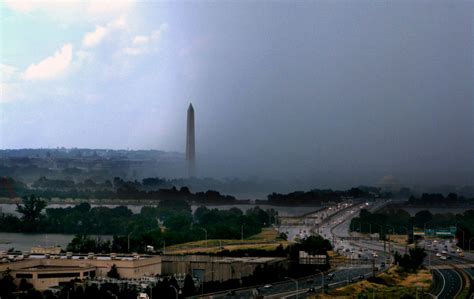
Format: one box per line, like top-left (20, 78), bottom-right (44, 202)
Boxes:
top-left (107, 264), bottom-right (120, 279)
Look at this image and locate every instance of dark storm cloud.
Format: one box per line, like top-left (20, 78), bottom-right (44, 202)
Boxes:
top-left (155, 1), bottom-right (473, 187)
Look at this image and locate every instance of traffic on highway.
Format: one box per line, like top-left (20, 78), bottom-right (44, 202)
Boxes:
top-left (200, 198), bottom-right (474, 298)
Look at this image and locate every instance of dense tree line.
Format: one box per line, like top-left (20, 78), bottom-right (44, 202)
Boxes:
top-left (350, 207), bottom-right (474, 249)
top-left (0, 195), bottom-right (276, 252)
top-left (0, 176), bottom-right (242, 204)
top-left (265, 187), bottom-right (377, 205)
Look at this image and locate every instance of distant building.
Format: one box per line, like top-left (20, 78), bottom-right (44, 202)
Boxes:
top-left (186, 103), bottom-right (196, 177)
top-left (0, 253), bottom-right (287, 291)
top-left (30, 246), bottom-right (62, 255)
top-left (298, 251), bottom-right (327, 265)
top-left (0, 253), bottom-right (161, 290)
top-left (377, 175), bottom-right (401, 192)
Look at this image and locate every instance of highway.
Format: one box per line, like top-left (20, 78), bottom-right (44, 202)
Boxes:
top-left (200, 198), bottom-right (473, 298)
top-left (201, 200), bottom-right (381, 299)
top-left (278, 201), bottom-right (353, 242)
top-left (425, 246), bottom-right (472, 298)
top-left (321, 199), bottom-right (472, 299)
top-left (207, 267), bottom-right (372, 299)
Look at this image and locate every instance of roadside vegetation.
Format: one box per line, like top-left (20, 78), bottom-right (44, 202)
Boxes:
top-left (320, 266), bottom-right (432, 299)
top-left (350, 203), bottom-right (474, 250)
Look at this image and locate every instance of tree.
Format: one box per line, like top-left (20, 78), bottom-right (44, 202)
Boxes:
top-left (107, 264), bottom-right (120, 279)
top-left (393, 247), bottom-right (426, 271)
top-left (414, 210), bottom-right (433, 228)
top-left (182, 274), bottom-right (196, 297)
top-left (16, 195), bottom-right (47, 226)
top-left (67, 235), bottom-right (100, 253)
top-left (19, 278), bottom-right (33, 291)
top-left (0, 273), bottom-right (16, 298)
top-left (298, 235), bottom-right (332, 255)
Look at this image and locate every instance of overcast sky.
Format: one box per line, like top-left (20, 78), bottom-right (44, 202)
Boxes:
top-left (1, 0), bottom-right (473, 186)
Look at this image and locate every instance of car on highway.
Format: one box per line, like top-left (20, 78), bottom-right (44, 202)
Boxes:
top-left (436, 252), bottom-right (442, 257)
top-left (263, 284), bottom-right (272, 289)
top-left (459, 252), bottom-right (464, 257)
top-left (307, 288), bottom-right (316, 293)
top-left (441, 250), bottom-right (447, 254)
top-left (440, 255), bottom-right (447, 260)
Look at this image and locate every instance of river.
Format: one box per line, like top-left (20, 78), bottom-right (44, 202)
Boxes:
top-left (0, 203), bottom-right (320, 252)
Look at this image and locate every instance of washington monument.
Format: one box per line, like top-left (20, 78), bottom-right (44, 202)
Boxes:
top-left (186, 103), bottom-right (196, 177)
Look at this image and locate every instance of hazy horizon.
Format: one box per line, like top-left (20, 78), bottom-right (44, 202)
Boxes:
top-left (1, 1), bottom-right (473, 186)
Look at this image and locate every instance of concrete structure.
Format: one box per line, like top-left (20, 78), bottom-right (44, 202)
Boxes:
top-left (186, 103), bottom-right (196, 177)
top-left (30, 246), bottom-right (62, 255)
top-left (161, 255), bottom-right (288, 283)
top-left (0, 253), bottom-right (287, 290)
top-left (0, 254), bottom-right (161, 290)
top-left (13, 265), bottom-right (96, 291)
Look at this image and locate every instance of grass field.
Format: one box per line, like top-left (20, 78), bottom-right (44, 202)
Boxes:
top-left (312, 267), bottom-right (432, 298)
top-left (165, 228), bottom-right (291, 254)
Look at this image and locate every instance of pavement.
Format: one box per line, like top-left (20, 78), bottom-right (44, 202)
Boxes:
top-left (199, 198), bottom-right (474, 298)
top-left (207, 267), bottom-right (372, 299)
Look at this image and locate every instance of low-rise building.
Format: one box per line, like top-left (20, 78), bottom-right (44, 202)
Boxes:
top-left (0, 253), bottom-right (161, 290)
top-left (161, 255), bottom-right (288, 283)
top-left (0, 253), bottom-right (288, 291)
